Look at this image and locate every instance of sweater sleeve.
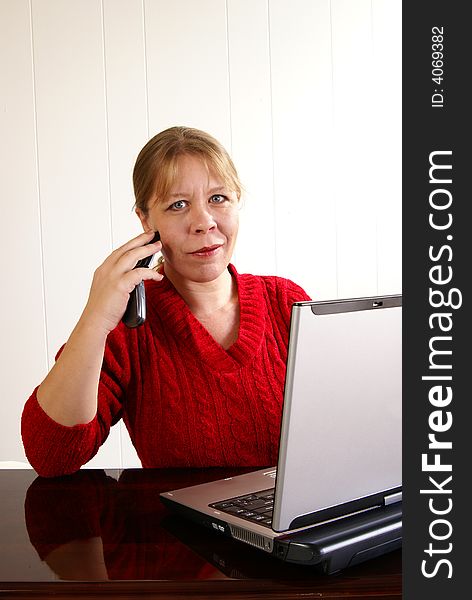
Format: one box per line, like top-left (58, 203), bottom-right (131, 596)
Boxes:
top-left (277, 277), bottom-right (312, 336)
top-left (284, 278), bottom-right (312, 305)
top-left (21, 326), bottom-right (131, 478)
top-left (258, 274), bottom-right (311, 358)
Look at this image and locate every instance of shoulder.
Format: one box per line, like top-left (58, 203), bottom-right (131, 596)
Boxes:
top-left (231, 265), bottom-right (311, 305)
top-left (262, 275), bottom-right (311, 302)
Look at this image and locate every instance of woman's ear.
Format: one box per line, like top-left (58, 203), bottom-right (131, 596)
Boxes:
top-left (135, 208), bottom-right (151, 232)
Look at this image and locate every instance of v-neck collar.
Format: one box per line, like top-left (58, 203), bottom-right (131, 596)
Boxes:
top-left (148, 265), bottom-right (266, 373)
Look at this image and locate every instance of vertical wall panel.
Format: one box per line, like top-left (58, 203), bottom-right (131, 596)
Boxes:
top-left (31, 0), bottom-right (111, 354)
top-left (227, 0), bottom-right (276, 276)
top-left (331, 0), bottom-right (377, 298)
top-left (144, 0), bottom-right (231, 150)
top-left (31, 0), bottom-right (122, 468)
top-left (269, 0), bottom-right (337, 299)
top-left (103, 0), bottom-right (149, 248)
top-left (372, 0), bottom-right (402, 294)
top-left (0, 0), bottom-right (47, 462)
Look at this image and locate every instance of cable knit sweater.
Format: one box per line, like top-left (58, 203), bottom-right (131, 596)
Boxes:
top-left (21, 265), bottom-right (310, 477)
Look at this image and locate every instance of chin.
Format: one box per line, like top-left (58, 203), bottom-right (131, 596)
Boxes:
top-left (190, 261), bottom-right (230, 283)
top-left (166, 256), bottom-right (231, 284)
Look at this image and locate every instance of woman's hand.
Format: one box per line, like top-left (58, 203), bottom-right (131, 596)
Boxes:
top-left (82, 231), bottom-right (163, 335)
top-left (33, 231), bottom-right (163, 428)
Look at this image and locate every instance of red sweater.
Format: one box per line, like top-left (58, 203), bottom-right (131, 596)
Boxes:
top-left (21, 265), bottom-right (310, 477)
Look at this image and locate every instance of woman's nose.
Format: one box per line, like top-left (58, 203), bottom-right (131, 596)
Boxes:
top-left (190, 205), bottom-right (217, 234)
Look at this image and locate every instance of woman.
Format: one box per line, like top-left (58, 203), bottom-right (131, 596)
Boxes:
top-left (21, 126), bottom-right (310, 477)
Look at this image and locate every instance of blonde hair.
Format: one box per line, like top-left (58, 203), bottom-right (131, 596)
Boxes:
top-left (133, 126), bottom-right (242, 215)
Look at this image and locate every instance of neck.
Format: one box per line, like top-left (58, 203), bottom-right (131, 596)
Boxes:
top-left (164, 266), bottom-right (236, 319)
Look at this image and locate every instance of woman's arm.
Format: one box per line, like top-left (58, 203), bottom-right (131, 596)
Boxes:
top-left (35, 230), bottom-right (162, 427)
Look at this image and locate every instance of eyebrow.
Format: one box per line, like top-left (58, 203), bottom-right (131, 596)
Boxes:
top-left (168, 186), bottom-right (228, 198)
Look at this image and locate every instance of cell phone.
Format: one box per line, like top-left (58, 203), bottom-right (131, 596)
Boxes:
top-left (122, 231), bottom-right (160, 328)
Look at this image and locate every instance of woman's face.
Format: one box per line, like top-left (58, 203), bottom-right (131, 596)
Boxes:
top-left (137, 153), bottom-right (240, 285)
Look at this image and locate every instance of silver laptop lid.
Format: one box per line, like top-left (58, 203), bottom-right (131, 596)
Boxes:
top-left (273, 295), bottom-right (402, 532)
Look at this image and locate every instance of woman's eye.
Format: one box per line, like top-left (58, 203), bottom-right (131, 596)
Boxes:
top-left (170, 199), bottom-right (188, 210)
top-left (210, 194), bottom-right (227, 204)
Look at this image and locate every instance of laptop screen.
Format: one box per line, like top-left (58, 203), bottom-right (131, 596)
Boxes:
top-left (273, 296), bottom-right (402, 531)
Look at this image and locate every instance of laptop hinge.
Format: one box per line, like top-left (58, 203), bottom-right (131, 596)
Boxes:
top-left (384, 491), bottom-right (402, 505)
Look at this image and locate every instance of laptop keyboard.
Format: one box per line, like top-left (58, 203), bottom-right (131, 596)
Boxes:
top-left (209, 488), bottom-right (275, 528)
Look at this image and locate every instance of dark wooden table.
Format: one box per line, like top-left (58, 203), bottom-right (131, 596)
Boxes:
top-left (0, 468), bottom-right (401, 598)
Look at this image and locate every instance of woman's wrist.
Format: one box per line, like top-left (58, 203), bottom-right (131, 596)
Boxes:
top-left (78, 304), bottom-right (117, 341)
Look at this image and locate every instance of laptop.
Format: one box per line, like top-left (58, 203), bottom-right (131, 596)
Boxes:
top-left (160, 295), bottom-right (402, 563)
top-left (162, 502), bottom-right (402, 574)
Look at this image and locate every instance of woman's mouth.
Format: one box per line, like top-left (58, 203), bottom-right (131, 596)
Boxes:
top-left (190, 244), bottom-right (223, 257)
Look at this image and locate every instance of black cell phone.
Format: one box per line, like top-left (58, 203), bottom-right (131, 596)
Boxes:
top-left (122, 232), bottom-right (160, 328)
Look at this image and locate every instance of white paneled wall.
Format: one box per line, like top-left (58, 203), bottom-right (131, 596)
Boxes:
top-left (270, 0), bottom-right (337, 299)
top-left (0, 0), bottom-right (401, 467)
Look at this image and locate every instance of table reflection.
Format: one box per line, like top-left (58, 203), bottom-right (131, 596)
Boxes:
top-left (23, 468), bottom-right (401, 585)
top-left (24, 469), bottom-right (239, 581)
